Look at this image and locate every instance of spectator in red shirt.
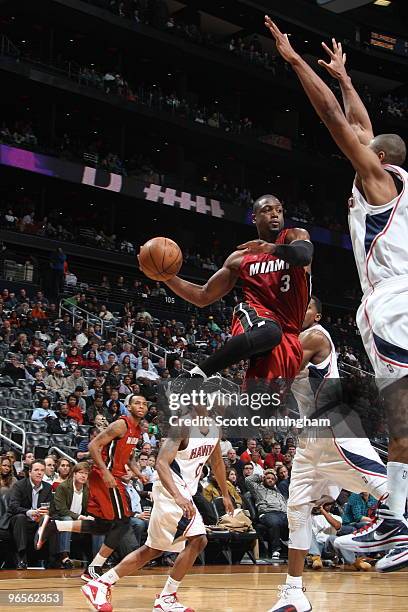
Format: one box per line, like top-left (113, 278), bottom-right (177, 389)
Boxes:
top-left (240, 439), bottom-right (263, 466)
top-left (82, 349), bottom-right (101, 371)
top-left (66, 394), bottom-right (84, 425)
top-left (31, 302), bottom-right (48, 320)
top-left (66, 347), bottom-right (83, 368)
top-left (264, 442), bottom-right (285, 469)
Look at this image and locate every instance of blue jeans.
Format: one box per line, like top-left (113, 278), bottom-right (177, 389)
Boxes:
top-left (129, 517), bottom-right (148, 549)
top-left (309, 532), bottom-right (356, 564)
top-left (58, 516), bottom-right (73, 555)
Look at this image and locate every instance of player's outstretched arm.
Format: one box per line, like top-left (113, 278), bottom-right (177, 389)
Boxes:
top-left (209, 441), bottom-right (234, 515)
top-left (164, 251), bottom-right (241, 307)
top-left (318, 38), bottom-right (374, 145)
top-left (88, 419), bottom-right (127, 488)
top-left (264, 17), bottom-right (384, 185)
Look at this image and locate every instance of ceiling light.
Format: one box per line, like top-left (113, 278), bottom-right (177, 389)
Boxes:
top-left (374, 0), bottom-right (391, 6)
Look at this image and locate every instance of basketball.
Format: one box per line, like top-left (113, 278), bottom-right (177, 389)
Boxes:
top-left (138, 236), bottom-right (183, 281)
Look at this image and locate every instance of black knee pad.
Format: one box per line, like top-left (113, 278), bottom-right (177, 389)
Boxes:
top-left (247, 320), bottom-right (282, 356)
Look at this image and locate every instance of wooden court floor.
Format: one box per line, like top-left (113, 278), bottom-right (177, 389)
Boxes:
top-left (0, 565), bottom-right (407, 611)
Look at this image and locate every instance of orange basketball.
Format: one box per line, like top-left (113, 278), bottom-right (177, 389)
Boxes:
top-left (139, 237), bottom-right (183, 281)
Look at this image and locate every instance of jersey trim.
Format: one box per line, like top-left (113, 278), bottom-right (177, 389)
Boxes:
top-left (364, 166), bottom-right (406, 289)
top-left (334, 440), bottom-right (387, 478)
top-left (364, 208), bottom-right (392, 255)
top-left (373, 332), bottom-right (408, 366)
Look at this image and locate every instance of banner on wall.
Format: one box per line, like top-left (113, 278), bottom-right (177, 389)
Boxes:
top-left (0, 144), bottom-right (351, 249)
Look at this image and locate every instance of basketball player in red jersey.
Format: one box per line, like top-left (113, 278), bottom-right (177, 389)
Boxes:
top-left (155, 196), bottom-right (313, 383)
top-left (35, 394), bottom-right (148, 579)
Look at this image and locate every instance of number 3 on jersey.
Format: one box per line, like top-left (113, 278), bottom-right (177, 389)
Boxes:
top-left (280, 274), bottom-right (290, 292)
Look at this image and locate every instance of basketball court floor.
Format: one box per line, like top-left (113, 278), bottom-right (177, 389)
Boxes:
top-left (0, 566), bottom-right (407, 611)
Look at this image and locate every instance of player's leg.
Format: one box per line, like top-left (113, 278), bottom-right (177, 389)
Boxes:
top-left (268, 503), bottom-right (313, 612)
top-left (343, 299), bottom-right (408, 571)
top-left (146, 535), bottom-right (207, 612)
top-left (267, 439), bottom-right (318, 612)
top-left (374, 376), bottom-right (408, 571)
top-left (185, 305), bottom-right (282, 379)
top-left (82, 518), bottom-right (131, 581)
top-left (81, 544), bottom-right (163, 612)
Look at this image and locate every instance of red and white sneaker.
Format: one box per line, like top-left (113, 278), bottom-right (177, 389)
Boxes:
top-left (153, 592), bottom-right (195, 612)
top-left (81, 579), bottom-right (113, 612)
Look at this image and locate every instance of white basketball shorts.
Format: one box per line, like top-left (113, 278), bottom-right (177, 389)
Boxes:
top-left (145, 481), bottom-right (206, 553)
top-left (357, 277), bottom-right (408, 390)
top-left (289, 433), bottom-right (387, 507)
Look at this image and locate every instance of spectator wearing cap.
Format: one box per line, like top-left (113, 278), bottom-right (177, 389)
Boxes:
top-left (59, 313), bottom-right (73, 338)
top-left (245, 468), bottom-right (288, 559)
top-left (44, 363), bottom-right (66, 395)
top-left (62, 366), bottom-right (88, 399)
top-left (73, 386), bottom-right (86, 413)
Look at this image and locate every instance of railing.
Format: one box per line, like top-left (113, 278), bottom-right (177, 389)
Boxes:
top-left (59, 300), bottom-right (108, 336)
top-left (48, 446), bottom-right (77, 464)
top-left (0, 416), bottom-right (26, 456)
top-left (339, 362), bottom-right (375, 378)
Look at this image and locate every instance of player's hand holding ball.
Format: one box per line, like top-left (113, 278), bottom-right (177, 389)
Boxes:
top-left (138, 237), bottom-right (182, 281)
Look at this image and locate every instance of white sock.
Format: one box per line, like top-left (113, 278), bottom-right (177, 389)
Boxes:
top-left (55, 520), bottom-right (74, 532)
top-left (286, 575), bottom-right (303, 589)
top-left (90, 552), bottom-right (108, 567)
top-left (160, 576), bottom-right (181, 597)
top-left (386, 462), bottom-right (408, 517)
top-left (190, 366), bottom-right (207, 379)
top-left (100, 569), bottom-right (120, 585)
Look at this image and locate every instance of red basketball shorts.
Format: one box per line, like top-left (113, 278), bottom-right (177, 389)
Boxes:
top-left (87, 468), bottom-right (132, 521)
top-left (231, 303), bottom-right (302, 381)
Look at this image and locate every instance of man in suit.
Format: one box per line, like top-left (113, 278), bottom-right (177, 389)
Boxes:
top-left (7, 460), bottom-right (54, 568)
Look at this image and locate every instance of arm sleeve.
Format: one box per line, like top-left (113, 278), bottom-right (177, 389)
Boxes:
top-left (274, 240), bottom-right (314, 266)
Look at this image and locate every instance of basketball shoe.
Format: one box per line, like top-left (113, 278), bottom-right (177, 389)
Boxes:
top-left (81, 566), bottom-right (105, 581)
top-left (169, 371), bottom-right (222, 397)
top-left (376, 544), bottom-right (408, 572)
top-left (267, 585), bottom-right (312, 612)
top-left (334, 505), bottom-right (408, 555)
top-left (81, 580), bottom-right (112, 612)
top-left (153, 593), bottom-right (195, 611)
top-left (34, 515), bottom-right (57, 550)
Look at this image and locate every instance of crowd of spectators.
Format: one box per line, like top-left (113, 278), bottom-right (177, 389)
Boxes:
top-left (0, 277), bottom-right (388, 570)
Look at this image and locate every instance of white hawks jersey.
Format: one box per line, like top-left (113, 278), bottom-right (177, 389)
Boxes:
top-left (168, 421), bottom-right (220, 496)
top-left (348, 164), bottom-right (408, 297)
top-left (291, 324), bottom-right (341, 418)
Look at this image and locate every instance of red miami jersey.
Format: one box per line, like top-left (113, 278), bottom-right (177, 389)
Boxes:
top-left (238, 229), bottom-right (311, 335)
top-left (101, 415), bottom-right (141, 478)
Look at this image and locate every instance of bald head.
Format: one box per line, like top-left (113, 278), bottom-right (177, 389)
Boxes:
top-left (369, 134), bottom-right (406, 166)
top-left (253, 194), bottom-right (281, 213)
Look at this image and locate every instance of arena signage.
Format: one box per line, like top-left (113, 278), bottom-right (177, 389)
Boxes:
top-left (0, 144), bottom-right (351, 249)
top-left (0, 144), bottom-right (241, 222)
